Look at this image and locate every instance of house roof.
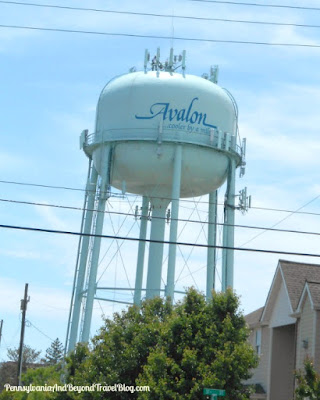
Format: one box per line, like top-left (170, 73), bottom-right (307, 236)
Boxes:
top-left (259, 260), bottom-right (320, 324)
top-left (295, 280), bottom-right (320, 314)
top-left (280, 260), bottom-right (320, 311)
top-left (245, 306), bottom-right (264, 328)
top-left (246, 260), bottom-right (320, 325)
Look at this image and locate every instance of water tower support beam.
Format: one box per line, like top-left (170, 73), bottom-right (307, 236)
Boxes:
top-left (67, 164), bottom-right (98, 352)
top-left (146, 198), bottom-right (169, 299)
top-left (133, 196), bottom-right (149, 305)
top-left (81, 144), bottom-right (111, 343)
top-left (206, 190), bottom-right (218, 300)
top-left (166, 145), bottom-right (182, 301)
top-left (222, 158), bottom-right (236, 291)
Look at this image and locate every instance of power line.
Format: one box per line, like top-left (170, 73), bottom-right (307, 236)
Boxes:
top-left (1, 179), bottom-right (320, 216)
top-left (26, 320), bottom-right (54, 342)
top-left (239, 193), bottom-right (320, 248)
top-left (2, 197), bottom-right (320, 237)
top-left (0, 179), bottom-right (88, 193)
top-left (1, 24), bottom-right (320, 48)
top-left (251, 205), bottom-right (320, 216)
top-left (190, 0), bottom-right (320, 11)
top-left (1, 0), bottom-right (320, 30)
top-left (1, 222), bottom-right (320, 258)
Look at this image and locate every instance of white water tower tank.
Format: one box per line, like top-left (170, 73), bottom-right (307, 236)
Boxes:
top-left (91, 70), bottom-right (239, 199)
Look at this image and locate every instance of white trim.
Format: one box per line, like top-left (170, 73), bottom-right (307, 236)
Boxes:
top-left (261, 262), bottom-right (281, 323)
top-left (261, 262), bottom-right (295, 324)
top-left (313, 307), bottom-right (317, 357)
top-left (256, 328), bottom-right (262, 356)
top-left (267, 327), bottom-right (273, 400)
top-left (279, 266), bottom-right (294, 314)
top-left (296, 282), bottom-right (314, 314)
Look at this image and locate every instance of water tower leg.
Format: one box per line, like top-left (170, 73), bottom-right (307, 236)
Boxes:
top-left (133, 196), bottom-right (149, 305)
top-left (165, 145), bottom-right (182, 301)
top-left (67, 164), bottom-right (98, 352)
top-left (146, 198), bottom-right (169, 299)
top-left (222, 158), bottom-right (236, 291)
top-left (81, 145), bottom-right (111, 343)
top-left (206, 190), bottom-right (218, 300)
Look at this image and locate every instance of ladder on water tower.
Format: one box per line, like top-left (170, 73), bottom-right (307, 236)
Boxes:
top-left (65, 160), bottom-right (97, 352)
top-left (78, 174), bottom-right (101, 341)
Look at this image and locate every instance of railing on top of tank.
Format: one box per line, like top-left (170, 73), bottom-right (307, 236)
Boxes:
top-left (84, 127), bottom-right (242, 157)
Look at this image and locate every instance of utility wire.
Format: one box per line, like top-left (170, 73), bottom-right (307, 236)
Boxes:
top-left (190, 0), bottom-right (320, 11)
top-left (1, 24), bottom-right (320, 48)
top-left (1, 197), bottom-right (320, 237)
top-left (1, 180), bottom-right (320, 215)
top-left (1, 1), bottom-right (320, 30)
top-left (239, 194), bottom-right (320, 248)
top-left (0, 179), bottom-right (90, 194)
top-left (26, 320), bottom-right (54, 342)
top-left (2, 222), bottom-right (320, 258)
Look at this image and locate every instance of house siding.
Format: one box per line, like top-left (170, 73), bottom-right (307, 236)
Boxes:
top-left (269, 324), bottom-right (295, 400)
top-left (269, 282), bottom-right (295, 328)
top-left (246, 326), bottom-right (270, 393)
top-left (296, 296), bottom-right (314, 371)
top-left (245, 261), bottom-right (320, 399)
top-left (314, 311), bottom-right (320, 372)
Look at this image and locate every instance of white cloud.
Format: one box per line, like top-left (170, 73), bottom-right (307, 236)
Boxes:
top-left (0, 151), bottom-right (30, 172)
top-left (34, 204), bottom-right (70, 231)
top-left (0, 249), bottom-right (42, 260)
top-left (0, 27), bottom-right (39, 53)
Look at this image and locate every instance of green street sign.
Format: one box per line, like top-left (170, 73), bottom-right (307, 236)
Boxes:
top-left (203, 388), bottom-right (226, 396)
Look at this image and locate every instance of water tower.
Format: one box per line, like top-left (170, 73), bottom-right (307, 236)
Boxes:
top-left (66, 48), bottom-right (247, 352)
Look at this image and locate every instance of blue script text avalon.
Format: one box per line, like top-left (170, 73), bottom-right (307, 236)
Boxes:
top-left (135, 97), bottom-right (217, 129)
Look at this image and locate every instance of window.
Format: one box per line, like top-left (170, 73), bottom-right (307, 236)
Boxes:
top-left (255, 329), bottom-right (261, 356)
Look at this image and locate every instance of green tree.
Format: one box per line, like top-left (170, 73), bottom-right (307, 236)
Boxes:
top-left (0, 346), bottom-right (42, 391)
top-left (7, 345), bottom-right (41, 365)
top-left (70, 288), bottom-right (257, 399)
top-left (295, 358), bottom-right (320, 399)
top-left (0, 365), bottom-right (64, 400)
top-left (0, 362), bottom-right (17, 389)
top-left (44, 339), bottom-right (64, 366)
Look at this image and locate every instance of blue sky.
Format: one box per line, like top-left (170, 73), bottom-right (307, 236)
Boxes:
top-left (1, 0), bottom-right (320, 361)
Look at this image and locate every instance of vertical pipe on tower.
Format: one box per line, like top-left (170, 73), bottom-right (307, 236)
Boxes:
top-left (68, 165), bottom-right (98, 352)
top-left (166, 145), bottom-right (182, 301)
top-left (145, 198), bottom-right (169, 299)
top-left (81, 144), bottom-right (111, 343)
top-left (133, 196), bottom-right (149, 305)
top-left (222, 158), bottom-right (236, 291)
top-left (206, 190), bottom-right (218, 300)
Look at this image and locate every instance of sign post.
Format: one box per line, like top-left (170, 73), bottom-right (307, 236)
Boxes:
top-left (203, 388), bottom-right (226, 399)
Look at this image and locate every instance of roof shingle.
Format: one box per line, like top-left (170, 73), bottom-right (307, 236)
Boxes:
top-left (280, 259), bottom-right (320, 311)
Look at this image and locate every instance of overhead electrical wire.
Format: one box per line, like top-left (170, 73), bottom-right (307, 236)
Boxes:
top-left (26, 320), bottom-right (54, 342)
top-left (0, 179), bottom-right (90, 193)
top-left (0, 24), bottom-right (320, 48)
top-left (239, 193), bottom-right (320, 248)
top-left (1, 197), bottom-right (320, 237)
top-left (2, 223), bottom-right (320, 259)
top-left (1, 180), bottom-right (320, 216)
top-left (1, 0), bottom-right (320, 29)
top-left (190, 0), bottom-right (320, 11)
